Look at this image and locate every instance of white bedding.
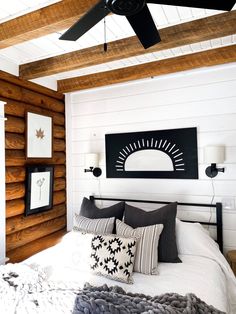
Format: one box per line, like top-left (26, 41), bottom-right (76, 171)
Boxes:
top-left (23, 222), bottom-right (236, 314)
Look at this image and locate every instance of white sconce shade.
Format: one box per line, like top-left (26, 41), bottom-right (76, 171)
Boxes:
top-left (204, 146), bottom-right (225, 164)
top-left (84, 153), bottom-right (102, 177)
top-left (204, 146), bottom-right (225, 178)
top-left (85, 153), bottom-right (99, 168)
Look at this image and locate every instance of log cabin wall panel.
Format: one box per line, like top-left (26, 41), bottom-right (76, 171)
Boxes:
top-left (0, 71), bottom-right (66, 263)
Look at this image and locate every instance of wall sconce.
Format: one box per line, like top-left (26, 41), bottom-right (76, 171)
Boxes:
top-left (204, 146), bottom-right (225, 178)
top-left (84, 153), bottom-right (102, 177)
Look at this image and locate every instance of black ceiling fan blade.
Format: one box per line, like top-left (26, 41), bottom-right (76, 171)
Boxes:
top-left (126, 4), bottom-right (161, 49)
top-left (147, 0), bottom-right (236, 11)
top-left (60, 0), bottom-right (109, 41)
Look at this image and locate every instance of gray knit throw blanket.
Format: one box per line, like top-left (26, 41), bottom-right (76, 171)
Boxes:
top-left (73, 283), bottom-right (225, 314)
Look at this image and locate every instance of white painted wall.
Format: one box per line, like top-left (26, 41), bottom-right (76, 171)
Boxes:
top-left (0, 56), bottom-right (18, 76)
top-left (66, 62), bottom-right (236, 253)
top-left (0, 101), bottom-right (6, 264)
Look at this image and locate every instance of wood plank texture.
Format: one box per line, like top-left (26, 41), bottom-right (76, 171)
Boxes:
top-left (6, 204), bottom-right (66, 235)
top-left (5, 133), bottom-right (24, 150)
top-left (58, 45), bottom-right (236, 92)
top-left (5, 116), bottom-right (25, 133)
top-left (54, 178), bottom-right (66, 191)
top-left (6, 183), bottom-right (25, 201)
top-left (4, 99), bottom-right (65, 125)
top-left (6, 199), bottom-right (25, 218)
top-left (6, 216), bottom-right (66, 251)
top-left (20, 11), bottom-right (236, 79)
top-left (7, 229), bottom-right (67, 263)
top-left (0, 0), bottom-right (97, 49)
top-left (0, 70), bottom-right (64, 100)
top-left (1, 70), bottom-right (66, 261)
top-left (6, 150), bottom-right (66, 166)
top-left (0, 80), bottom-right (64, 113)
top-left (6, 167), bottom-right (25, 184)
top-left (6, 165), bottom-right (66, 184)
top-left (54, 190), bottom-right (66, 206)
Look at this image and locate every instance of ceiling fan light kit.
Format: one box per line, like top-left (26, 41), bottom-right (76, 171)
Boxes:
top-left (60, 0), bottom-right (236, 49)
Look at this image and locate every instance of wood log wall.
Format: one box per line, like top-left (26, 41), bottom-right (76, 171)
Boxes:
top-left (0, 70), bottom-right (67, 263)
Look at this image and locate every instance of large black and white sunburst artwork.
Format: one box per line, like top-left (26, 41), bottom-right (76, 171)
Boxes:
top-left (105, 127), bottom-right (198, 179)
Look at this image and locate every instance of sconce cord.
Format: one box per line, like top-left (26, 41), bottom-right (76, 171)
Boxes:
top-left (209, 177), bottom-right (215, 225)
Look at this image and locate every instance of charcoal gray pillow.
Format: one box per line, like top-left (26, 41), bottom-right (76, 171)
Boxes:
top-left (124, 202), bottom-right (181, 263)
top-left (80, 197), bottom-right (125, 220)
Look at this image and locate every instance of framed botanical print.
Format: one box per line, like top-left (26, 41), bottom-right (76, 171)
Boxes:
top-left (25, 165), bottom-right (54, 216)
top-left (26, 112), bottom-right (53, 159)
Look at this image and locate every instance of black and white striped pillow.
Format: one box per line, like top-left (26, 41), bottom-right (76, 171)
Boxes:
top-left (73, 214), bottom-right (115, 234)
top-left (116, 219), bottom-right (163, 275)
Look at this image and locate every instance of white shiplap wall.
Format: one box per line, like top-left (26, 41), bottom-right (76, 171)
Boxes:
top-left (66, 62), bottom-right (236, 253)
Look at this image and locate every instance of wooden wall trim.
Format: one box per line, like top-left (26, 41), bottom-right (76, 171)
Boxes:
top-left (58, 45), bottom-right (236, 92)
top-left (19, 11), bottom-right (236, 80)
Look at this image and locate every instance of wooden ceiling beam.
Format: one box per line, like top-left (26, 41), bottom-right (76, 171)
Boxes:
top-left (19, 11), bottom-right (236, 80)
top-left (57, 44), bottom-right (236, 93)
top-left (0, 0), bottom-right (97, 49)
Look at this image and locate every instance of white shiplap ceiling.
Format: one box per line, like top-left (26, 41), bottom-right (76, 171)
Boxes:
top-left (0, 1), bottom-right (235, 90)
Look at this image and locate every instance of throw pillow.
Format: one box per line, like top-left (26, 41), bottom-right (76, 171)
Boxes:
top-left (90, 234), bottom-right (137, 284)
top-left (73, 214), bottom-right (115, 234)
top-left (116, 219), bottom-right (163, 275)
top-left (124, 202), bottom-right (181, 263)
top-left (80, 197), bottom-right (125, 220)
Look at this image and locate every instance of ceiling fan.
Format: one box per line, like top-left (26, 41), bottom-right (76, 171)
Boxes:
top-left (59, 0), bottom-right (236, 49)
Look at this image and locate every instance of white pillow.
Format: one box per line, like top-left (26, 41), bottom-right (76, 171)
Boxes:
top-left (176, 218), bottom-right (220, 256)
top-left (59, 231), bottom-right (94, 271)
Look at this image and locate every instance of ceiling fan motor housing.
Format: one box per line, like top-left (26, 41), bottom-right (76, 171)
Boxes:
top-left (106, 0), bottom-right (146, 16)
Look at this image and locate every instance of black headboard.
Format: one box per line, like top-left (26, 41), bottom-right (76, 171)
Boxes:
top-left (90, 196), bottom-right (223, 253)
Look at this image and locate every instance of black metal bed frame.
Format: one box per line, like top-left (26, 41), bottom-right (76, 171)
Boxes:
top-left (90, 195), bottom-right (223, 253)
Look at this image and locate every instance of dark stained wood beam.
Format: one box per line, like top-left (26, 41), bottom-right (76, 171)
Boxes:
top-left (58, 44), bottom-right (236, 92)
top-left (0, 0), bottom-right (97, 49)
top-left (20, 11), bottom-right (236, 80)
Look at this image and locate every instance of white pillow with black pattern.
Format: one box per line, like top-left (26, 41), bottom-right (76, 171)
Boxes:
top-left (116, 219), bottom-right (163, 275)
top-left (73, 214), bottom-right (115, 234)
top-left (90, 234), bottom-right (137, 284)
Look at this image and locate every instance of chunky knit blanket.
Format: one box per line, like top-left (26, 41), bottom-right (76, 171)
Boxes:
top-left (0, 264), bottom-right (225, 314)
top-left (73, 283), bottom-right (225, 314)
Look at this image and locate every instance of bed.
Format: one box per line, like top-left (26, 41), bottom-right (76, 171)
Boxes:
top-left (1, 196), bottom-right (236, 314)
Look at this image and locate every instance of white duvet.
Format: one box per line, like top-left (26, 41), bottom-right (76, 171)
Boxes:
top-left (22, 220), bottom-right (236, 314)
top-left (0, 221), bottom-right (236, 314)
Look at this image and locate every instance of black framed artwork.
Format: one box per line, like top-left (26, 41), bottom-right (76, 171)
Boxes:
top-left (105, 127), bottom-right (198, 179)
top-left (25, 165), bottom-right (54, 216)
